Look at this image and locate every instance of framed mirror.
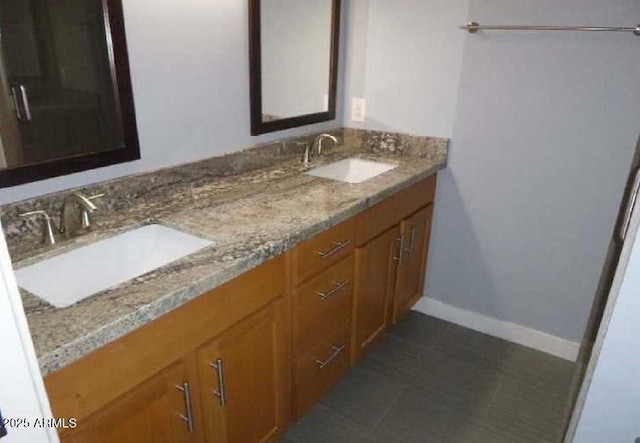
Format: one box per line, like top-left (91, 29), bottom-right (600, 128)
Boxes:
top-left (0, 0), bottom-right (139, 188)
top-left (249, 0), bottom-right (341, 135)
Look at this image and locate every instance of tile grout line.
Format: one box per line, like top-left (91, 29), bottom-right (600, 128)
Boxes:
top-left (370, 382), bottom-right (411, 429)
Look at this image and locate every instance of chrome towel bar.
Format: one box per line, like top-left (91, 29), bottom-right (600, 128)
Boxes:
top-left (461, 22), bottom-right (640, 36)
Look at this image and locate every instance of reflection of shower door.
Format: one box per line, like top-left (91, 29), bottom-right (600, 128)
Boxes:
top-left (0, 0), bottom-right (121, 168)
top-left (0, 40), bottom-right (23, 168)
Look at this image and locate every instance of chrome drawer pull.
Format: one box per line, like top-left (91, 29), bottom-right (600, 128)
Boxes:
top-left (317, 280), bottom-right (349, 301)
top-left (176, 382), bottom-right (194, 432)
top-left (393, 234), bottom-right (405, 264)
top-left (405, 227), bottom-right (416, 258)
top-left (316, 344), bottom-right (346, 370)
top-left (316, 240), bottom-right (351, 259)
top-left (209, 359), bottom-right (227, 406)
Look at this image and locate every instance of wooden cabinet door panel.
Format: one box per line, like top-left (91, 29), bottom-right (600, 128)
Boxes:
top-left (394, 205), bottom-right (433, 322)
top-left (352, 226), bottom-right (400, 361)
top-left (63, 361), bottom-right (195, 443)
top-left (197, 299), bottom-right (288, 443)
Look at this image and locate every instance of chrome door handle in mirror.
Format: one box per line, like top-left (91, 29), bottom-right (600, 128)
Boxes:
top-left (317, 280), bottom-right (349, 301)
top-left (10, 84), bottom-right (32, 122)
top-left (316, 344), bottom-right (345, 370)
top-left (620, 168), bottom-right (640, 241)
top-left (316, 240), bottom-right (351, 259)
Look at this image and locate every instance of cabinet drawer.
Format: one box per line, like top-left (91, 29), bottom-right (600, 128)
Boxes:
top-left (355, 175), bottom-right (436, 245)
top-left (294, 323), bottom-right (350, 416)
top-left (291, 218), bottom-right (355, 284)
top-left (293, 255), bottom-right (354, 355)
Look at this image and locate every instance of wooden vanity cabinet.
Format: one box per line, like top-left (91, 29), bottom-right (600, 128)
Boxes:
top-left (351, 176), bottom-right (437, 360)
top-left (46, 256), bottom-right (290, 443)
top-left (46, 174), bottom-right (438, 442)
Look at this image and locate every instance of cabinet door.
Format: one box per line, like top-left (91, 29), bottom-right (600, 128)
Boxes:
top-left (393, 205), bottom-right (433, 322)
top-left (197, 299), bottom-right (289, 443)
top-left (352, 226), bottom-right (400, 361)
top-left (63, 360), bottom-right (197, 443)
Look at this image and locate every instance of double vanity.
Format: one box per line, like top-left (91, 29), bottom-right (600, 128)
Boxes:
top-left (3, 128), bottom-right (448, 442)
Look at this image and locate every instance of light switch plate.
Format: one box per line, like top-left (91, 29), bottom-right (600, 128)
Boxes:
top-left (351, 98), bottom-right (366, 122)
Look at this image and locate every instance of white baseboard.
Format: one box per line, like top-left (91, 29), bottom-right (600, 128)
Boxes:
top-left (412, 297), bottom-right (580, 361)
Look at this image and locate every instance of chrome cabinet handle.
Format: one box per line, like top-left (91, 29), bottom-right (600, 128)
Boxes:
top-left (393, 234), bottom-right (405, 264)
top-left (316, 344), bottom-right (346, 370)
top-left (405, 227), bottom-right (416, 258)
top-left (209, 359), bottom-right (227, 406)
top-left (620, 168), bottom-right (640, 241)
top-left (176, 382), bottom-right (194, 433)
top-left (316, 240), bottom-right (351, 259)
top-left (317, 280), bottom-right (349, 301)
top-left (11, 84), bottom-right (32, 122)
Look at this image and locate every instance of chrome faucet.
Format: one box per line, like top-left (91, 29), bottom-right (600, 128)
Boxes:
top-left (62, 192), bottom-right (103, 238)
top-left (312, 133), bottom-right (340, 156)
top-left (301, 133), bottom-right (340, 166)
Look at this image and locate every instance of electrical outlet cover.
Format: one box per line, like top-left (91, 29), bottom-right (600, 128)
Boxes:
top-left (351, 98), bottom-right (366, 122)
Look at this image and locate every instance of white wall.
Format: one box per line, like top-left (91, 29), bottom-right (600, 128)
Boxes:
top-left (0, 0), bottom-right (346, 204)
top-left (343, 0), bottom-right (469, 137)
top-left (572, 207), bottom-right (640, 442)
top-left (345, 0), bottom-right (640, 342)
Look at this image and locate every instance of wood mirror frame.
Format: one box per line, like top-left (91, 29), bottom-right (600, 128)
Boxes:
top-left (248, 0), bottom-right (341, 136)
top-left (0, 0), bottom-right (139, 188)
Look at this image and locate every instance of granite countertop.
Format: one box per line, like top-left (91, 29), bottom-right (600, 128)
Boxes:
top-left (7, 130), bottom-right (448, 376)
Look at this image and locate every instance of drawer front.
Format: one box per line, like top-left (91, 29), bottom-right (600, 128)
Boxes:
top-left (294, 323), bottom-right (350, 416)
top-left (355, 175), bottom-right (437, 245)
top-left (292, 218), bottom-right (355, 284)
top-left (293, 255), bottom-right (354, 355)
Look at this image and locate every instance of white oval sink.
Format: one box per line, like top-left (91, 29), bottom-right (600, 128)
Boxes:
top-left (306, 158), bottom-right (397, 183)
top-left (14, 224), bottom-right (213, 308)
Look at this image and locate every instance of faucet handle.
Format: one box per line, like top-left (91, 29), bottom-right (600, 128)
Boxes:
top-left (297, 141), bottom-right (312, 165)
top-left (19, 210), bottom-right (58, 245)
top-left (87, 193), bottom-right (105, 202)
top-left (85, 192), bottom-right (106, 212)
top-left (81, 193), bottom-right (104, 228)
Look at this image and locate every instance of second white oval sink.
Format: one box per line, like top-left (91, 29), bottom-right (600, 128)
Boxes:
top-left (306, 158), bottom-right (397, 183)
top-left (14, 224), bottom-right (213, 308)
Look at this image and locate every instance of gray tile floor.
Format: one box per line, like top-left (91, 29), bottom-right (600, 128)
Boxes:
top-left (280, 311), bottom-right (575, 443)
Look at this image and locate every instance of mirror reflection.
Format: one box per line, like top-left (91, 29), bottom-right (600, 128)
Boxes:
top-left (260, 0), bottom-right (333, 123)
top-left (0, 0), bottom-right (136, 177)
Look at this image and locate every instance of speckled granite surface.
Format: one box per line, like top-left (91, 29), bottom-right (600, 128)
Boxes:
top-left (2, 128), bottom-right (448, 376)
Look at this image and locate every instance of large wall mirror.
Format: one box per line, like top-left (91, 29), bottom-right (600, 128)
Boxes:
top-left (249, 0), bottom-right (341, 135)
top-left (0, 0), bottom-right (139, 188)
